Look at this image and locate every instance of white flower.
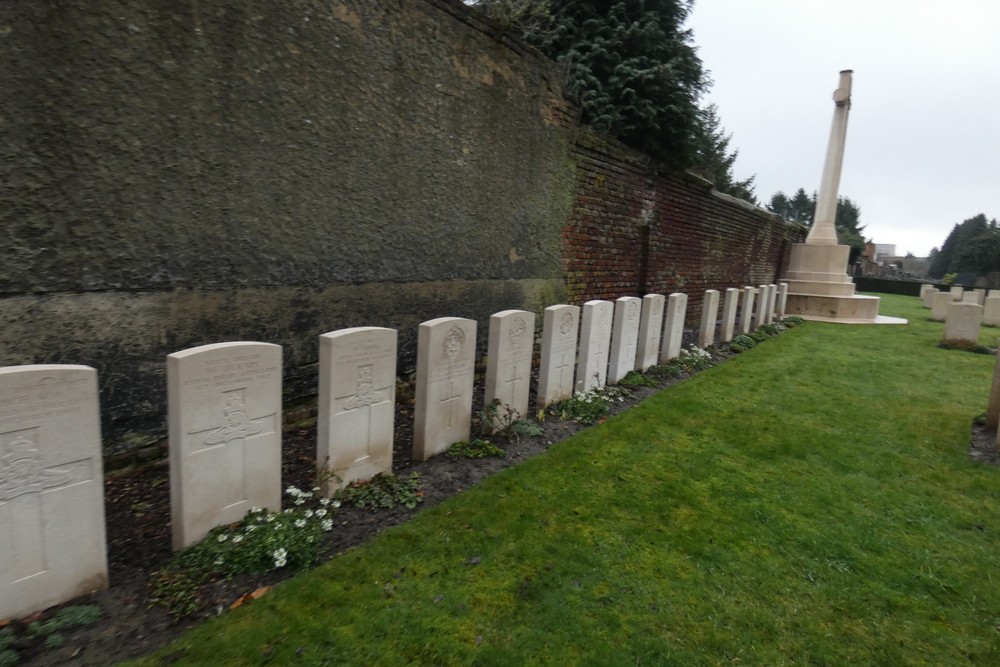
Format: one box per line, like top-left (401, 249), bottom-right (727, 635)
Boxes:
top-left (319, 498), bottom-right (331, 507)
top-left (285, 485), bottom-right (300, 496)
top-left (332, 500), bottom-right (341, 509)
top-left (273, 547), bottom-right (288, 568)
top-left (265, 514), bottom-right (275, 523)
top-left (217, 534), bottom-right (228, 542)
top-left (321, 518), bottom-right (333, 531)
top-left (247, 524), bottom-right (257, 532)
top-left (275, 523), bottom-right (283, 530)
top-left (295, 519), bottom-right (307, 528)
top-left (250, 506), bottom-right (263, 514)
top-left (304, 509), bottom-right (314, 518)
top-left (312, 486), bottom-right (320, 493)
top-left (315, 509), bottom-right (327, 518)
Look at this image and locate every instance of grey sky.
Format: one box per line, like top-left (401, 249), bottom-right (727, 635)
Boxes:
top-left (686, 0), bottom-right (1000, 256)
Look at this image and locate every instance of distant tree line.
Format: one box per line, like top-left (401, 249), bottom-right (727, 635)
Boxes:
top-left (767, 189), bottom-right (867, 261)
top-left (928, 214), bottom-right (1000, 279)
top-left (469, 0), bottom-right (757, 202)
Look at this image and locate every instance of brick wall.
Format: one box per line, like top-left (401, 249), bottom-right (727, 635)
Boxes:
top-left (563, 131), bottom-right (807, 320)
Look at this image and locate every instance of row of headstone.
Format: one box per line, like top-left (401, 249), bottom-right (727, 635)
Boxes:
top-left (921, 284), bottom-right (995, 311)
top-left (1, 282), bottom-right (788, 619)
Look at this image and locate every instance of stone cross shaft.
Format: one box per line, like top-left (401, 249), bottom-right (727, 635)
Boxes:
top-left (806, 69), bottom-right (853, 246)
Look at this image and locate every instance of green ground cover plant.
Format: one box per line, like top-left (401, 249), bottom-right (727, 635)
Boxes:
top-left (135, 294), bottom-right (1000, 665)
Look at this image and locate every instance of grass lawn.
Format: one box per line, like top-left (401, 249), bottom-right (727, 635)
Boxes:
top-left (134, 294), bottom-right (1000, 666)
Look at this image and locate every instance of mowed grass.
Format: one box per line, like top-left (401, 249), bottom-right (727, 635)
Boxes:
top-left (135, 294), bottom-right (1000, 666)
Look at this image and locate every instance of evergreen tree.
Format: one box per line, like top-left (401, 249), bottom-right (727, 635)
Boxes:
top-left (523, 0), bottom-right (709, 170)
top-left (928, 214), bottom-right (998, 278)
top-left (689, 104), bottom-right (756, 203)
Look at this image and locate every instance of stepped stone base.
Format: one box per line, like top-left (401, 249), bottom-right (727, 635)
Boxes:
top-left (783, 243), bottom-right (907, 325)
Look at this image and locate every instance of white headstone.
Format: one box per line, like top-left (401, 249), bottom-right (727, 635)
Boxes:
top-left (962, 291), bottom-right (979, 304)
top-left (698, 290), bottom-right (720, 348)
top-left (636, 294), bottom-right (665, 372)
top-left (767, 284), bottom-right (779, 323)
top-left (317, 327), bottom-right (396, 494)
top-left (576, 300), bottom-right (614, 393)
top-left (608, 297), bottom-right (642, 384)
top-left (930, 292), bottom-right (951, 322)
top-left (537, 305), bottom-right (580, 410)
top-left (984, 296), bottom-right (1000, 327)
top-left (0, 365), bottom-right (108, 620)
top-left (950, 285), bottom-right (964, 301)
top-left (740, 286), bottom-right (755, 334)
top-left (943, 302), bottom-right (983, 344)
top-left (720, 288), bottom-right (740, 343)
top-left (777, 283), bottom-right (789, 319)
top-left (659, 293), bottom-right (688, 362)
top-left (168, 342), bottom-right (282, 550)
top-left (974, 289), bottom-right (987, 305)
top-left (919, 284), bottom-right (934, 308)
top-left (756, 285), bottom-right (769, 328)
top-left (414, 317), bottom-right (477, 461)
top-left (484, 310), bottom-right (536, 425)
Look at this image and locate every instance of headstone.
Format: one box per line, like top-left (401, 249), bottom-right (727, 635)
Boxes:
top-left (756, 285), bottom-right (770, 328)
top-left (767, 284), bottom-right (779, 323)
top-left (537, 305), bottom-right (580, 410)
top-left (930, 292), bottom-right (951, 322)
top-left (414, 317), bottom-right (477, 461)
top-left (720, 288), bottom-right (740, 343)
top-left (943, 302), bottom-right (983, 344)
top-left (697, 290), bottom-right (720, 348)
top-left (988, 352), bottom-right (1000, 430)
top-left (484, 310), bottom-right (536, 425)
top-left (974, 289), bottom-right (987, 305)
top-left (576, 300), bottom-right (614, 393)
top-left (168, 342), bottom-right (282, 550)
top-left (921, 285), bottom-right (938, 308)
top-left (636, 294), bottom-right (665, 372)
top-left (777, 283), bottom-right (789, 319)
top-left (984, 296), bottom-right (1000, 327)
top-left (0, 365), bottom-right (108, 620)
top-left (950, 285), bottom-right (964, 301)
top-left (659, 293), bottom-right (688, 362)
top-left (608, 297), bottom-right (642, 384)
top-left (317, 327), bottom-right (397, 494)
top-left (962, 291), bottom-right (979, 304)
top-left (919, 284), bottom-right (935, 308)
top-left (740, 286), bottom-right (756, 333)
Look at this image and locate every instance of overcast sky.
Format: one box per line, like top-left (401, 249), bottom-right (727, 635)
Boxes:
top-left (685, 0), bottom-right (999, 256)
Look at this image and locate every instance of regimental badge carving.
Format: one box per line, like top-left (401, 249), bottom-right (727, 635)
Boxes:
top-left (203, 393), bottom-right (264, 446)
top-left (627, 300), bottom-right (639, 321)
top-left (559, 312), bottom-right (574, 336)
top-left (509, 317), bottom-right (527, 347)
top-left (444, 325), bottom-right (465, 361)
top-left (0, 429), bottom-right (72, 501)
top-left (343, 365), bottom-right (386, 410)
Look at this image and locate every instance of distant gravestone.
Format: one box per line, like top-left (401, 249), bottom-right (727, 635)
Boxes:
top-left (950, 286), bottom-right (964, 301)
top-left (756, 285), bottom-right (770, 328)
top-left (777, 283), bottom-right (789, 319)
top-left (767, 284), bottom-right (779, 322)
top-left (984, 296), bottom-right (1000, 327)
top-left (930, 292), bottom-right (951, 322)
top-left (0, 365), bottom-right (108, 620)
top-left (962, 291), bottom-right (979, 304)
top-left (168, 342), bottom-right (282, 550)
top-left (317, 327), bottom-right (396, 494)
top-left (660, 293), bottom-right (688, 362)
top-left (720, 288), bottom-right (739, 343)
top-left (943, 302), bottom-right (983, 344)
top-left (636, 294), bottom-right (665, 371)
top-left (974, 289), bottom-right (987, 305)
top-left (576, 300), bottom-right (614, 393)
top-left (608, 297), bottom-right (642, 384)
top-left (414, 317), bottom-right (477, 461)
top-left (537, 304), bottom-right (580, 410)
top-left (485, 310), bottom-right (536, 425)
top-left (698, 290), bottom-right (720, 348)
top-left (919, 284), bottom-right (935, 308)
top-left (740, 286), bottom-right (756, 333)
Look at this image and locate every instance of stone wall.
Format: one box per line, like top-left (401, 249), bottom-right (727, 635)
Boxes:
top-left (563, 131), bottom-right (806, 318)
top-left (1, 0), bottom-right (803, 459)
top-left (1, 0), bottom-right (574, 457)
